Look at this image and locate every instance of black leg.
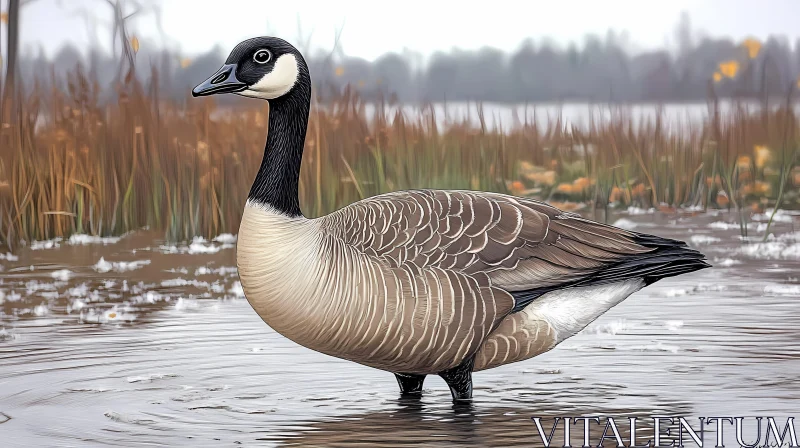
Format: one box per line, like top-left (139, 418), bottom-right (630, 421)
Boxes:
top-left (438, 357), bottom-right (474, 401)
top-left (395, 373), bottom-right (426, 396)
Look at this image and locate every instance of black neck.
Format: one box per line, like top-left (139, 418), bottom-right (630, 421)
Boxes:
top-left (247, 71), bottom-right (311, 217)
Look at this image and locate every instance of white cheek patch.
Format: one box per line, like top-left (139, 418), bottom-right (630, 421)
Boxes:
top-left (239, 53), bottom-right (299, 99)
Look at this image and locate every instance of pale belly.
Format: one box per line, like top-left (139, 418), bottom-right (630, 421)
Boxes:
top-left (237, 239), bottom-right (494, 374)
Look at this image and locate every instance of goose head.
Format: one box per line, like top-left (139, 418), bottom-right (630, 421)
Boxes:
top-left (192, 37), bottom-right (306, 100)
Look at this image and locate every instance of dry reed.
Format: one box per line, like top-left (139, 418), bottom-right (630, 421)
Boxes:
top-left (0, 68), bottom-right (798, 250)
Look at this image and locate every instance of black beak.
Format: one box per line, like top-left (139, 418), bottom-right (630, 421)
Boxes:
top-left (192, 64), bottom-right (247, 97)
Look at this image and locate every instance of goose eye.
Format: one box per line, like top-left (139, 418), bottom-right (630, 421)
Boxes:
top-left (253, 49), bottom-right (272, 64)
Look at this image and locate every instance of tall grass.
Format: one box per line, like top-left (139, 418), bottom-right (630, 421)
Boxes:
top-left (0, 68), bottom-right (798, 250)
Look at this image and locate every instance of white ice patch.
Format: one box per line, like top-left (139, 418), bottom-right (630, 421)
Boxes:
top-left (587, 318), bottom-right (638, 335)
top-left (612, 218), bottom-right (637, 230)
top-left (31, 238), bottom-right (63, 250)
top-left (33, 304), bottom-right (49, 316)
top-left (68, 234), bottom-right (122, 245)
top-left (690, 235), bottom-right (721, 245)
top-left (126, 373), bottom-right (180, 383)
top-left (194, 266), bottom-right (238, 277)
top-left (213, 233), bottom-right (237, 244)
top-left (228, 281), bottom-right (245, 299)
top-left (161, 278), bottom-right (224, 293)
top-left (764, 285), bottom-right (800, 296)
top-left (68, 299), bottom-right (87, 313)
top-left (739, 234), bottom-right (800, 260)
top-left (0, 252), bottom-right (18, 261)
top-left (751, 209), bottom-right (798, 223)
top-left (80, 306), bottom-right (136, 324)
top-left (628, 341), bottom-right (680, 354)
top-left (714, 257), bottom-right (741, 267)
top-left (664, 320), bottom-right (684, 331)
top-left (160, 236), bottom-right (234, 255)
top-left (708, 221), bottom-right (743, 230)
top-left (93, 257), bottom-right (151, 273)
top-left (625, 206), bottom-right (655, 215)
top-left (780, 231), bottom-right (800, 242)
top-left (188, 237), bottom-right (220, 254)
top-left (50, 269), bottom-right (73, 282)
top-left (174, 297), bottom-right (200, 311)
top-left (26, 280), bottom-right (58, 297)
top-left (0, 328), bottom-right (16, 341)
top-left (664, 284), bottom-right (726, 298)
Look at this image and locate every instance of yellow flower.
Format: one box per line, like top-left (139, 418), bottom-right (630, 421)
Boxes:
top-left (754, 145), bottom-right (771, 168)
top-left (736, 155), bottom-right (752, 169)
top-left (524, 170), bottom-right (557, 186)
top-left (719, 60), bottom-right (740, 78)
top-left (334, 66), bottom-right (345, 77)
top-left (507, 180), bottom-right (527, 195)
top-left (713, 72), bottom-right (722, 83)
top-left (556, 183), bottom-right (575, 194)
top-left (130, 36), bottom-right (140, 54)
top-left (573, 177), bottom-right (591, 190)
top-left (716, 191), bottom-right (729, 207)
top-left (180, 58), bottom-right (192, 69)
top-left (609, 186), bottom-right (625, 203)
top-left (742, 38), bottom-right (761, 59)
top-left (742, 181), bottom-right (771, 196)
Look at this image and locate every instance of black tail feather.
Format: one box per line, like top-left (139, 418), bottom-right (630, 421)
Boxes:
top-left (510, 232), bottom-right (711, 313)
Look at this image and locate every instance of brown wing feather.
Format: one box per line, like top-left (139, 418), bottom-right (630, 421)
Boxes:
top-left (324, 190), bottom-right (648, 280)
top-left (320, 189), bottom-right (686, 371)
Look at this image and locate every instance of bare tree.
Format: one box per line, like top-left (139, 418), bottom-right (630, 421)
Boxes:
top-left (1, 0), bottom-right (21, 121)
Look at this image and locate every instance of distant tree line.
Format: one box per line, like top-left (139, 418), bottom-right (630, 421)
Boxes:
top-left (14, 15), bottom-right (800, 104)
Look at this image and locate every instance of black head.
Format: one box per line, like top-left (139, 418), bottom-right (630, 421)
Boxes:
top-left (192, 37), bottom-right (307, 100)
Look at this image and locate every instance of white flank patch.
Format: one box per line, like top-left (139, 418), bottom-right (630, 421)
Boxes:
top-left (238, 53), bottom-right (299, 100)
top-left (522, 279), bottom-right (644, 344)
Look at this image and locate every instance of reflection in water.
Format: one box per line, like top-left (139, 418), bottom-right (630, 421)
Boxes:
top-left (0, 210), bottom-right (798, 446)
top-left (271, 397), bottom-right (685, 448)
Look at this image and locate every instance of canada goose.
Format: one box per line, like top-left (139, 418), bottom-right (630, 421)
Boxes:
top-left (192, 37), bottom-right (710, 402)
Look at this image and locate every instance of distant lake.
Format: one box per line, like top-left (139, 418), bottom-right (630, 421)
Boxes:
top-left (345, 100), bottom-right (800, 132)
top-left (210, 99), bottom-right (800, 133)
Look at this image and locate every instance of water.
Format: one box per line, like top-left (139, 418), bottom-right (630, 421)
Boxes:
top-left (351, 100), bottom-right (800, 131)
top-left (1, 209), bottom-right (799, 447)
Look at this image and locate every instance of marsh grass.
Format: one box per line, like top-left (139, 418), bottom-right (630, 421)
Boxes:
top-left (0, 68), bottom-right (798, 249)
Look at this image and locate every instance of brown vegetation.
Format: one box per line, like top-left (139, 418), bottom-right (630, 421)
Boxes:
top-left (0, 66), bottom-right (798, 249)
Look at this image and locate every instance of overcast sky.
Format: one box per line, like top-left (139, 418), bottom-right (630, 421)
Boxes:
top-left (9, 0), bottom-right (800, 60)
